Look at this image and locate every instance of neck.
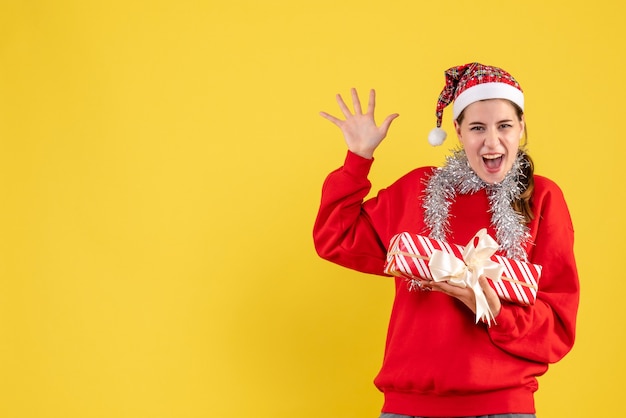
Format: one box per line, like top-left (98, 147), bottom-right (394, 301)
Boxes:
top-left (423, 149), bottom-right (530, 260)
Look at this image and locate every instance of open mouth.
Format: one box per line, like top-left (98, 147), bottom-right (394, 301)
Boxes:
top-left (482, 154), bottom-right (504, 171)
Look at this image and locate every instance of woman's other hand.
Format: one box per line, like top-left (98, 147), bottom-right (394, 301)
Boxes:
top-left (426, 276), bottom-right (503, 319)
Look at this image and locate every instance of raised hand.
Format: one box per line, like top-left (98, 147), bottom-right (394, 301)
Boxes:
top-left (320, 88), bottom-right (399, 159)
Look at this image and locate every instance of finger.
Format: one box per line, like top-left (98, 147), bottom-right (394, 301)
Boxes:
top-left (479, 276), bottom-right (502, 315)
top-left (335, 93), bottom-right (353, 118)
top-left (319, 111), bottom-right (343, 127)
top-left (429, 281), bottom-right (456, 295)
top-left (478, 276), bottom-right (495, 295)
top-left (367, 89), bottom-right (376, 115)
top-left (428, 283), bottom-right (446, 294)
top-left (379, 113), bottom-right (400, 135)
top-left (351, 88), bottom-right (363, 114)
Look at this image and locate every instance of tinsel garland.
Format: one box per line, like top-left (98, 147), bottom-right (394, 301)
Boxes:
top-left (423, 149), bottom-right (531, 261)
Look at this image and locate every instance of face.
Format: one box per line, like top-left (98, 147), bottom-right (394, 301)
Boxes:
top-left (454, 99), bottom-right (525, 184)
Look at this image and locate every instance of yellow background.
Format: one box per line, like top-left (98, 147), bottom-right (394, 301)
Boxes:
top-left (0, 1), bottom-right (623, 417)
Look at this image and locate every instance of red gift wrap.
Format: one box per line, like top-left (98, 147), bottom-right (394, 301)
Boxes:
top-left (384, 231), bottom-right (541, 306)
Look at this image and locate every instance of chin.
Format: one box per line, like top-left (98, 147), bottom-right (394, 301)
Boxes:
top-left (478, 172), bottom-right (506, 184)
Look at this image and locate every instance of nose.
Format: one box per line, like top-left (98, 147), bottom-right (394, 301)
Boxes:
top-left (484, 127), bottom-right (499, 148)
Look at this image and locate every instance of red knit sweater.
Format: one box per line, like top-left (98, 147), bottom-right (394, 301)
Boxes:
top-left (313, 151), bottom-right (579, 416)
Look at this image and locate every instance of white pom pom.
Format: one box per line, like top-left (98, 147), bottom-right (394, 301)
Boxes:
top-left (428, 127), bottom-right (447, 146)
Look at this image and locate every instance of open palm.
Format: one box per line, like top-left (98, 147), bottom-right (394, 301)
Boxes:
top-left (320, 88), bottom-right (399, 159)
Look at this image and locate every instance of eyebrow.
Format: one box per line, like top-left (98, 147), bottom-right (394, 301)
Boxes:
top-left (468, 119), bottom-right (515, 125)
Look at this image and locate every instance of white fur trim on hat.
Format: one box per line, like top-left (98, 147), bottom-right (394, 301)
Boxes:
top-left (452, 82), bottom-right (525, 120)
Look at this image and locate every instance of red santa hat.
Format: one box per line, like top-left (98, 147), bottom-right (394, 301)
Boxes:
top-left (428, 62), bottom-right (525, 146)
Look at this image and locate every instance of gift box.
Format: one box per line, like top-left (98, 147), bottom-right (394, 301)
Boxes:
top-left (384, 229), bottom-right (541, 307)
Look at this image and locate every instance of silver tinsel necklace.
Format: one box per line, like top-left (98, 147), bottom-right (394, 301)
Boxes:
top-left (423, 149), bottom-right (531, 261)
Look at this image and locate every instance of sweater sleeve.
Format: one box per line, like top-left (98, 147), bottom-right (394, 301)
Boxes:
top-left (487, 178), bottom-right (580, 364)
top-left (312, 151), bottom-right (388, 276)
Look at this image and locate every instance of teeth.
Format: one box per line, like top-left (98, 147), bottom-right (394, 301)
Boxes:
top-left (483, 154), bottom-right (502, 160)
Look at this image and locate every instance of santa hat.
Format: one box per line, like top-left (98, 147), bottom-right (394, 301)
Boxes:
top-left (428, 62), bottom-right (525, 146)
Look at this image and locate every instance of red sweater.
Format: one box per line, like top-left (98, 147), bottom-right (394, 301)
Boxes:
top-left (313, 151), bottom-right (580, 416)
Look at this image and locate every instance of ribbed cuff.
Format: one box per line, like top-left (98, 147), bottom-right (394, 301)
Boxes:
top-left (343, 150), bottom-right (374, 178)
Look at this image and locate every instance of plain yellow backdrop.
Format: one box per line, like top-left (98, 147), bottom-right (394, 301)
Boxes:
top-left (0, 1), bottom-right (623, 417)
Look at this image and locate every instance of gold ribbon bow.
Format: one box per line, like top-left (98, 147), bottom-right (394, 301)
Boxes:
top-left (428, 228), bottom-right (505, 325)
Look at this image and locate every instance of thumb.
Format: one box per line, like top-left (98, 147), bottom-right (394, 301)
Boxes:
top-left (379, 113), bottom-right (399, 136)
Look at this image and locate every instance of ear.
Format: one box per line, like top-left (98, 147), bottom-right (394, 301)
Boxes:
top-left (454, 119), bottom-right (462, 139)
top-left (453, 120), bottom-right (465, 147)
top-left (519, 117), bottom-right (526, 139)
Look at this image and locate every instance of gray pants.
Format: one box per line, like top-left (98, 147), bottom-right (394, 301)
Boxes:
top-left (380, 414), bottom-right (536, 418)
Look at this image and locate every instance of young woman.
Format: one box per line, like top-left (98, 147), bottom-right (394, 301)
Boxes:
top-left (313, 63), bottom-right (580, 417)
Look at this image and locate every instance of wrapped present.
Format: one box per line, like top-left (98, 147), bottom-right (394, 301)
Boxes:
top-left (384, 229), bottom-right (542, 325)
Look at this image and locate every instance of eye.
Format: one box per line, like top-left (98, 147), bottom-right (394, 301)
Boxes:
top-left (499, 123), bottom-right (513, 129)
top-left (470, 126), bottom-right (484, 131)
